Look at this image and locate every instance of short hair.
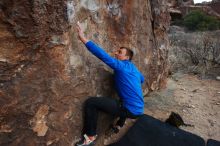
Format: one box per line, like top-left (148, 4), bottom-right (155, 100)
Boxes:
top-left (120, 47), bottom-right (134, 60)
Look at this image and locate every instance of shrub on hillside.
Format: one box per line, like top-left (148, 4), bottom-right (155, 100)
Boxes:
top-left (183, 10), bottom-right (220, 31)
top-left (169, 32), bottom-right (220, 77)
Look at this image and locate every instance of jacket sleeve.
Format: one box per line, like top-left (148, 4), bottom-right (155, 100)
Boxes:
top-left (85, 41), bottom-right (124, 70)
top-left (140, 72), bottom-right (145, 84)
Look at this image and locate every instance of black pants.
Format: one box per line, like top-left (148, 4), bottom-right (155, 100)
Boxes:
top-left (83, 97), bottom-right (141, 136)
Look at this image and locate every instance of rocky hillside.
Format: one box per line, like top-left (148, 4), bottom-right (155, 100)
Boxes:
top-left (197, 0), bottom-right (220, 14)
top-left (168, 26), bottom-right (220, 78)
top-left (168, 0), bottom-right (220, 21)
top-left (0, 0), bottom-right (170, 146)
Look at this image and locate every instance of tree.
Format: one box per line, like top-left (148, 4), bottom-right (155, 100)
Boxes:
top-left (183, 10), bottom-right (220, 31)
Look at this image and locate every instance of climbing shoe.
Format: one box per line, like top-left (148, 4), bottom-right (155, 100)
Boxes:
top-left (75, 134), bottom-right (96, 146)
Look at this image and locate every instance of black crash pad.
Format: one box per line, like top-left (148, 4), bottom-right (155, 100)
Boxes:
top-left (109, 114), bottom-right (205, 146)
top-left (207, 139), bottom-right (220, 146)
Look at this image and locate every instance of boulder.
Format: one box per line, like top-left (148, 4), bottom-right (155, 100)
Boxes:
top-left (0, 0), bottom-right (170, 145)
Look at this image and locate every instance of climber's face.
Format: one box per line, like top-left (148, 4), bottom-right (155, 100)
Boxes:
top-left (114, 48), bottom-right (129, 61)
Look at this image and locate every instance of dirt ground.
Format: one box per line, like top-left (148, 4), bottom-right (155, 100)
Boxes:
top-left (104, 73), bottom-right (220, 145)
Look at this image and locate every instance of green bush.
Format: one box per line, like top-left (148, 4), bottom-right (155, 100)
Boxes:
top-left (183, 10), bottom-right (220, 31)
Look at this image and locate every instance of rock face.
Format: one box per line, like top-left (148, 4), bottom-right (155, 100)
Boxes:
top-left (0, 0), bottom-right (170, 146)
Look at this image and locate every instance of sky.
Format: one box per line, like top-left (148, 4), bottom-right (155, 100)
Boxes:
top-left (194, 0), bottom-right (212, 3)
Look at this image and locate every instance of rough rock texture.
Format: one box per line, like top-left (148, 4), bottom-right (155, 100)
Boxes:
top-left (168, 26), bottom-right (220, 77)
top-left (0, 0), bottom-right (170, 146)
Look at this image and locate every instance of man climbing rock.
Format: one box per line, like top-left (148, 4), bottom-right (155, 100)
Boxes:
top-left (75, 21), bottom-right (145, 146)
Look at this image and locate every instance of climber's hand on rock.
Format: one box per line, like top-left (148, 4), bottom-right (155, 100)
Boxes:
top-left (76, 21), bottom-right (83, 37)
top-left (76, 21), bottom-right (88, 44)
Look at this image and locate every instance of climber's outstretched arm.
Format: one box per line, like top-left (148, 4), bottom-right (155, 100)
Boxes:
top-left (76, 21), bottom-right (124, 70)
top-left (76, 21), bottom-right (89, 44)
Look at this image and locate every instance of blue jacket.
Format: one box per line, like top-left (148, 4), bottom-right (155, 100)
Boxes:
top-left (85, 41), bottom-right (144, 115)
